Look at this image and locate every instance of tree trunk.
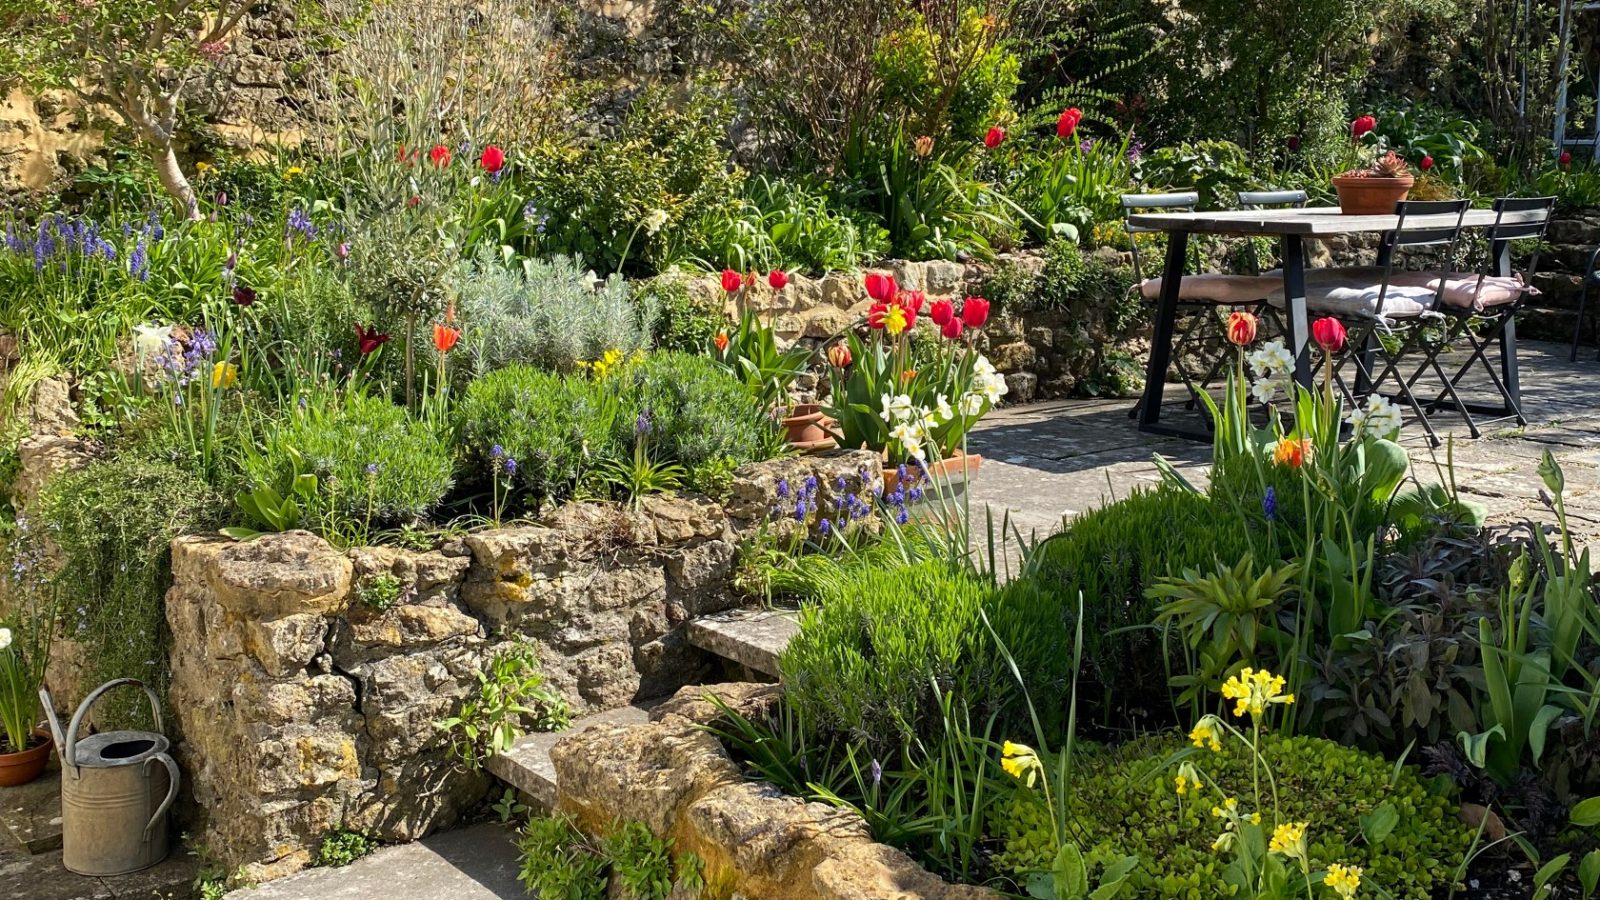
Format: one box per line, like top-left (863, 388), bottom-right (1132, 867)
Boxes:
top-left (151, 143), bottom-right (201, 221)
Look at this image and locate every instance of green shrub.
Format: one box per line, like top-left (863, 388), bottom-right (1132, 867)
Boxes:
top-left (242, 393), bottom-right (454, 540)
top-left (779, 559), bottom-right (1009, 751)
top-left (686, 175), bottom-right (886, 274)
top-left (874, 10), bottom-right (1020, 146)
top-left (993, 733), bottom-right (1473, 899)
top-left (515, 816), bottom-right (703, 900)
top-left (1021, 487), bottom-right (1255, 725)
top-left (30, 457), bottom-right (226, 728)
top-left (638, 276), bottom-right (723, 355)
top-left (456, 366), bottom-right (621, 510)
top-left (451, 248), bottom-right (656, 377)
top-left (517, 815), bottom-right (607, 900)
top-left (624, 351), bottom-right (775, 477)
top-left (316, 831), bottom-right (377, 867)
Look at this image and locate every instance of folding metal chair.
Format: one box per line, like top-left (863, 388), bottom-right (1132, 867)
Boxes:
top-left (1403, 196), bottom-right (1556, 438)
top-left (1312, 199), bottom-right (1470, 448)
top-left (1569, 245), bottom-right (1600, 362)
top-left (1123, 192), bottom-right (1281, 419)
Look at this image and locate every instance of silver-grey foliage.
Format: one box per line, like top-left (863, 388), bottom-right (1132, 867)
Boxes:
top-left (452, 248), bottom-right (658, 376)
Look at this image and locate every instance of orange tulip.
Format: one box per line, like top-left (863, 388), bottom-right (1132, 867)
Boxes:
top-left (1226, 311), bottom-right (1258, 346)
top-left (1273, 438), bottom-right (1310, 469)
top-left (714, 332), bottom-right (730, 353)
top-left (433, 323), bottom-right (460, 353)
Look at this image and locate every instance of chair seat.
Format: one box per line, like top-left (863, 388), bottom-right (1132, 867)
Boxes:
top-left (1138, 273), bottom-right (1280, 304)
top-left (1266, 268), bottom-right (1435, 320)
top-left (1390, 272), bottom-right (1537, 312)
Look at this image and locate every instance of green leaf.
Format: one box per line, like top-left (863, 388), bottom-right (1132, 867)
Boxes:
top-left (219, 526), bottom-right (264, 541)
top-left (1572, 797), bottom-right (1600, 828)
top-left (1052, 843), bottom-right (1089, 900)
top-left (1530, 704), bottom-right (1565, 764)
top-left (1360, 802), bottom-right (1399, 845)
top-left (1578, 849), bottom-right (1600, 896)
top-left (1457, 724), bottom-right (1505, 768)
top-left (1089, 856), bottom-right (1141, 900)
top-left (1534, 854), bottom-right (1570, 889)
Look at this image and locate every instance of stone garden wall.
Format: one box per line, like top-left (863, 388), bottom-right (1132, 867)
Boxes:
top-left (159, 451), bottom-right (880, 883)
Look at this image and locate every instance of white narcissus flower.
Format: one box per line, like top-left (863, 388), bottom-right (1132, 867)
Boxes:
top-left (1250, 379), bottom-right (1280, 405)
top-left (133, 324), bottom-right (172, 358)
top-left (959, 391), bottom-right (985, 416)
top-left (880, 393), bottom-right (914, 423)
top-left (643, 209), bottom-right (670, 235)
top-left (935, 394), bottom-right (954, 422)
top-left (0, 627), bottom-right (11, 651)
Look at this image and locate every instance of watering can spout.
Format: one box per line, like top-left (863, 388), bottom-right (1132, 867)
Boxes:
top-left (37, 686), bottom-right (65, 765)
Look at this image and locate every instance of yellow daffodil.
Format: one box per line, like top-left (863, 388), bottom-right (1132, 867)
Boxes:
top-left (212, 361), bottom-right (238, 389)
top-left (1220, 667), bottom-right (1295, 719)
top-left (1189, 716), bottom-right (1223, 752)
top-left (1325, 862), bottom-right (1362, 898)
top-left (884, 305), bottom-right (909, 336)
top-left (1269, 821), bottom-right (1308, 860)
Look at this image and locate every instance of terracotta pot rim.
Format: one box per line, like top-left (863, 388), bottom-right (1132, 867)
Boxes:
top-left (0, 730), bottom-right (52, 758)
top-left (1329, 174), bottom-right (1415, 187)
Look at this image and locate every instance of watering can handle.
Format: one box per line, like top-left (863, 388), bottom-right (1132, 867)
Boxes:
top-left (142, 752), bottom-right (180, 844)
top-left (62, 678), bottom-right (164, 776)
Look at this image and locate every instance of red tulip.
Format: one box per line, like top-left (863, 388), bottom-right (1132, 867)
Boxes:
top-left (865, 272), bottom-right (897, 302)
top-left (940, 317), bottom-right (963, 340)
top-left (897, 290), bottom-right (925, 315)
top-left (1226, 311), bottom-right (1257, 346)
top-left (720, 269), bottom-right (742, 293)
top-left (407, 195), bottom-right (421, 208)
top-left (827, 343), bottom-right (851, 368)
top-left (743, 271), bottom-right (758, 289)
top-left (232, 284), bottom-right (256, 307)
top-left (1420, 155), bottom-right (1434, 171)
top-left (1351, 115), bottom-right (1376, 140)
top-left (428, 144), bottom-right (452, 168)
top-left (984, 126), bottom-right (1005, 149)
top-left (397, 144), bottom-right (409, 162)
top-left (479, 145), bottom-right (505, 174)
top-left (960, 296), bottom-right (991, 329)
top-left (1057, 108), bottom-right (1082, 140)
top-left (867, 302), bottom-right (889, 330)
top-left (1311, 317), bottom-right (1347, 353)
top-left (354, 323), bottom-right (390, 355)
top-left (768, 269), bottom-right (788, 291)
top-left (929, 298), bottom-right (955, 326)
top-left (1559, 151), bottom-right (1573, 169)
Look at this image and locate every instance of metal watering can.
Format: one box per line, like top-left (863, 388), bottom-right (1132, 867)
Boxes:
top-left (39, 678), bottom-right (180, 876)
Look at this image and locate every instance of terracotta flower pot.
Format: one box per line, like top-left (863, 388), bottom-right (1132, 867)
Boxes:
top-left (781, 404), bottom-right (838, 453)
top-left (1331, 175), bottom-right (1414, 215)
top-left (0, 731), bottom-right (54, 788)
top-left (883, 450), bottom-right (982, 494)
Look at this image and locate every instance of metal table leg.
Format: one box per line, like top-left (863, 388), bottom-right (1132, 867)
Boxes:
top-left (1282, 234), bottom-right (1312, 391)
top-left (1137, 231), bottom-right (1189, 432)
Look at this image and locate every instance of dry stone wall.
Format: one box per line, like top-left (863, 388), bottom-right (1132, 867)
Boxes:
top-left (160, 450), bottom-right (880, 882)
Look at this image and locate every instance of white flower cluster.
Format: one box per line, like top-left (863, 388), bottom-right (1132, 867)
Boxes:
top-left (965, 356), bottom-right (1009, 413)
top-left (0, 627), bottom-right (11, 651)
top-left (879, 356), bottom-right (1007, 459)
top-left (1246, 340), bottom-right (1296, 405)
top-left (1346, 395), bottom-right (1402, 438)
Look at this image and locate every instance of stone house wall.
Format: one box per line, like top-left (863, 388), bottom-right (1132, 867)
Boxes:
top-left (160, 452), bottom-right (881, 883)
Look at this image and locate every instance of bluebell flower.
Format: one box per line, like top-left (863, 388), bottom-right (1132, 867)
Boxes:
top-left (804, 475), bottom-right (819, 495)
top-left (908, 487), bottom-right (923, 503)
top-left (128, 234), bottom-right (149, 282)
top-left (870, 759), bottom-right (882, 786)
top-left (366, 462), bottom-right (380, 476)
top-left (819, 519), bottom-right (831, 536)
top-left (636, 411), bottom-right (652, 436)
top-left (896, 463), bottom-right (908, 483)
top-left (504, 457), bottom-right (518, 476)
top-left (491, 444), bottom-right (505, 459)
top-left (1263, 486), bottom-right (1277, 522)
top-left (895, 506), bottom-right (909, 526)
top-left (776, 479), bottom-right (790, 500)
top-left (835, 475), bottom-right (847, 491)
top-left (286, 206), bottom-right (317, 240)
top-left (793, 501), bottom-right (806, 522)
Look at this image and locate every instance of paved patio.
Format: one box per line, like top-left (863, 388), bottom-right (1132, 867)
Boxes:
top-left (967, 339), bottom-right (1600, 550)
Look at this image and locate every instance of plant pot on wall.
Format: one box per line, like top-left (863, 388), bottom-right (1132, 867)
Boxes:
top-left (883, 450), bottom-right (983, 495)
top-left (781, 403), bottom-right (838, 453)
top-left (0, 731), bottom-right (54, 787)
top-left (1331, 175), bottom-right (1414, 215)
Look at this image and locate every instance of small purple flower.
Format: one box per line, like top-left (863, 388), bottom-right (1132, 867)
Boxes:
top-left (776, 479), bottom-right (790, 500)
top-left (491, 444), bottom-right (505, 459)
top-left (286, 206), bottom-right (317, 241)
top-left (1263, 486), bottom-right (1277, 522)
top-left (819, 518), bottom-right (831, 536)
top-left (128, 234), bottom-right (149, 281)
top-left (804, 475), bottom-right (819, 495)
top-left (636, 411), bottom-right (652, 436)
top-left (366, 462), bottom-right (380, 476)
top-left (835, 475), bottom-right (847, 491)
top-left (869, 759), bottom-right (882, 786)
top-left (894, 506), bottom-right (909, 525)
top-left (504, 457), bottom-right (518, 476)
top-left (793, 501), bottom-right (807, 522)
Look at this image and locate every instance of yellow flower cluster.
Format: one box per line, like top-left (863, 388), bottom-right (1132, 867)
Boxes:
top-left (1189, 716), bottom-right (1222, 752)
top-left (1207, 797), bottom-right (1258, 852)
top-left (577, 348), bottom-right (641, 379)
top-left (1000, 741), bottom-right (1040, 786)
top-left (212, 362), bottom-right (239, 389)
top-left (1221, 667), bottom-right (1295, 719)
top-left (1268, 821), bottom-right (1307, 861)
top-left (1325, 862), bottom-right (1362, 898)
top-left (1173, 762), bottom-right (1201, 798)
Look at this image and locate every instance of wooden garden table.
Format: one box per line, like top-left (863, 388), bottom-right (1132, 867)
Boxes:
top-left (1125, 206), bottom-right (1544, 439)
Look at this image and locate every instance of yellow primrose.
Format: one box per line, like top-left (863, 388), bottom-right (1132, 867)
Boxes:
top-left (1189, 716), bottom-right (1223, 752)
top-left (1174, 762), bottom-right (1201, 798)
top-left (1000, 740), bottom-right (1039, 785)
top-left (1269, 821), bottom-right (1308, 860)
top-left (212, 361), bottom-right (239, 389)
top-left (1325, 862), bottom-right (1361, 898)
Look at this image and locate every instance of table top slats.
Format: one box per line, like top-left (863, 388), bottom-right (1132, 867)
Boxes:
top-left (1125, 205), bottom-right (1545, 236)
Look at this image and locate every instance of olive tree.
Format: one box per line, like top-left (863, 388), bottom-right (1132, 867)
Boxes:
top-left (0, 0), bottom-right (255, 216)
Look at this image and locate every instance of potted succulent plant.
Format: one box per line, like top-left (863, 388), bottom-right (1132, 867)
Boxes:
top-left (0, 603), bottom-right (57, 787)
top-left (1332, 150), bottom-right (1415, 215)
top-left (822, 274), bottom-right (1005, 489)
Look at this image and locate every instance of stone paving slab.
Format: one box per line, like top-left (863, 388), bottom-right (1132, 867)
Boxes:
top-left (222, 823), bottom-right (522, 900)
top-left (485, 704), bottom-right (653, 810)
top-left (0, 767), bottom-right (63, 854)
top-left (685, 609), bottom-right (798, 677)
top-left (0, 839), bottom-right (198, 900)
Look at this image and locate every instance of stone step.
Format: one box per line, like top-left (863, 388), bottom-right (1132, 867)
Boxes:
top-left (685, 608), bottom-right (799, 677)
top-left (485, 704), bottom-right (654, 809)
top-left (0, 766), bottom-right (63, 854)
top-left (222, 822), bottom-right (522, 900)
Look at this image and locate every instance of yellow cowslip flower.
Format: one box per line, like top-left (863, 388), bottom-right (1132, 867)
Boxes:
top-left (283, 165), bottom-right (304, 179)
top-left (212, 362), bottom-right (239, 389)
top-left (1250, 812), bottom-right (1261, 825)
top-left (1325, 863), bottom-right (1361, 898)
top-left (885, 305), bottom-right (909, 336)
top-left (1000, 740), bottom-right (1039, 784)
top-left (1189, 717), bottom-right (1223, 752)
top-left (1269, 821), bottom-right (1308, 860)
top-left (1174, 774), bottom-right (1188, 796)
top-left (1221, 668), bottom-right (1295, 719)
top-left (196, 161), bottom-right (213, 174)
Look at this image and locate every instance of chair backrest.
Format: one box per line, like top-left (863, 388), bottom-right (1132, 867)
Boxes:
top-left (1236, 190), bottom-right (1308, 273)
top-left (1121, 191), bottom-right (1199, 281)
top-left (1458, 196), bottom-right (1558, 308)
top-left (1373, 200), bottom-right (1469, 317)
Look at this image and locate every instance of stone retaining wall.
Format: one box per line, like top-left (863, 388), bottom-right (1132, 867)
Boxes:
top-left (552, 682), bottom-right (995, 900)
top-left (159, 450), bottom-right (880, 883)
